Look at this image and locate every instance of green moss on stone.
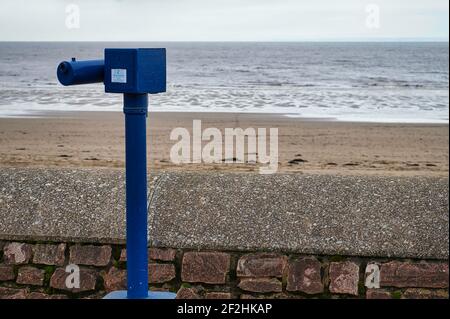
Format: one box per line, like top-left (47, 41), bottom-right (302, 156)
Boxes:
top-left (43, 265), bottom-right (56, 284)
top-left (391, 291), bottom-right (402, 299)
top-left (358, 280), bottom-right (366, 295)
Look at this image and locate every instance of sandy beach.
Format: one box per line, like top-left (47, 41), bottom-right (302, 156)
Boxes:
top-left (0, 111), bottom-right (447, 176)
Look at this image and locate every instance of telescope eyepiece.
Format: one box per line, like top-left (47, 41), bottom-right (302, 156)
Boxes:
top-left (58, 62), bottom-right (69, 74)
top-left (56, 59), bottom-right (104, 86)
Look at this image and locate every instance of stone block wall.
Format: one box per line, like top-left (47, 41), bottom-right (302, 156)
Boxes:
top-left (0, 240), bottom-right (448, 299)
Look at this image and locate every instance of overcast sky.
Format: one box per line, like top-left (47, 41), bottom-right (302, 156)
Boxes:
top-left (0, 0), bottom-right (448, 41)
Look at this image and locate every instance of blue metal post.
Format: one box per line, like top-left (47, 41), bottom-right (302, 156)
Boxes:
top-left (123, 93), bottom-right (149, 299)
top-left (57, 49), bottom-right (175, 299)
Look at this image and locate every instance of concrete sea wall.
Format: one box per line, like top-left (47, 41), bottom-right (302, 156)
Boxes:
top-left (0, 168), bottom-right (448, 299)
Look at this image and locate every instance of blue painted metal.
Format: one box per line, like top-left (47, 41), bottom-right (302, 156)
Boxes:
top-left (123, 93), bottom-right (149, 299)
top-left (57, 59), bottom-right (104, 86)
top-left (104, 48), bottom-right (166, 94)
top-left (103, 290), bottom-right (176, 300)
top-left (56, 48), bottom-right (175, 300)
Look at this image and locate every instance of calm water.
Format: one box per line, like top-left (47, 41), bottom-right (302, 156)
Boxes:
top-left (0, 42), bottom-right (448, 122)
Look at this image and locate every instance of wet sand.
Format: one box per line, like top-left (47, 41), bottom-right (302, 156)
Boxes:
top-left (0, 111), bottom-right (448, 176)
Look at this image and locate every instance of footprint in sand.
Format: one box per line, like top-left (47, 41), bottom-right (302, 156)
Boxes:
top-left (343, 162), bottom-right (359, 166)
top-left (288, 156), bottom-right (308, 164)
top-left (406, 163), bottom-right (420, 167)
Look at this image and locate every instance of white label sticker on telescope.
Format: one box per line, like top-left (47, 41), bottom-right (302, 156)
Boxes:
top-left (111, 69), bottom-right (127, 83)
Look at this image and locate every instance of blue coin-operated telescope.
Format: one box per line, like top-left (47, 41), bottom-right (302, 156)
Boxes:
top-left (57, 49), bottom-right (175, 300)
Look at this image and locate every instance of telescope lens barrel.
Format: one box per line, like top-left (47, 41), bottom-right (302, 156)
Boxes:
top-left (57, 59), bottom-right (104, 86)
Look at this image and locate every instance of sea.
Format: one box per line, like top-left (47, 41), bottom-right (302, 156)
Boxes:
top-left (0, 42), bottom-right (448, 123)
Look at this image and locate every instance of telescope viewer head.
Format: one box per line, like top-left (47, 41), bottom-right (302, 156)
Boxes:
top-left (56, 48), bottom-right (166, 94)
top-left (57, 59), bottom-right (104, 86)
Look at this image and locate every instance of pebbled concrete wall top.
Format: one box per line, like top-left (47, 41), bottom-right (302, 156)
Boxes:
top-left (0, 168), bottom-right (448, 259)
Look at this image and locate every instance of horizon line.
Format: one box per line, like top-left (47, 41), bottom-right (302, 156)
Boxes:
top-left (1, 39), bottom-right (449, 43)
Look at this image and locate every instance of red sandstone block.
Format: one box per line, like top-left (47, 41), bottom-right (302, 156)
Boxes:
top-left (176, 287), bottom-right (201, 299)
top-left (149, 248), bottom-right (177, 262)
top-left (32, 243), bottom-right (66, 266)
top-left (402, 288), bottom-right (449, 299)
top-left (102, 267), bottom-right (127, 292)
top-left (149, 263), bottom-right (176, 283)
top-left (181, 252), bottom-right (230, 284)
top-left (50, 267), bottom-right (98, 292)
top-left (286, 257), bottom-right (323, 294)
top-left (380, 261), bottom-right (448, 288)
top-left (0, 287), bottom-right (28, 299)
top-left (120, 248), bottom-right (177, 262)
top-left (237, 253), bottom-right (287, 278)
top-left (27, 292), bottom-right (68, 299)
top-left (366, 289), bottom-right (392, 299)
top-left (205, 292), bottom-right (232, 299)
top-left (0, 264), bottom-right (15, 281)
top-left (240, 293), bottom-right (303, 299)
top-left (3, 242), bottom-right (32, 265)
top-left (16, 266), bottom-right (45, 286)
top-left (119, 248), bottom-right (127, 262)
top-left (329, 261), bottom-right (360, 296)
top-left (238, 278), bottom-right (282, 293)
top-left (271, 293), bottom-right (306, 299)
top-left (69, 245), bottom-right (111, 266)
